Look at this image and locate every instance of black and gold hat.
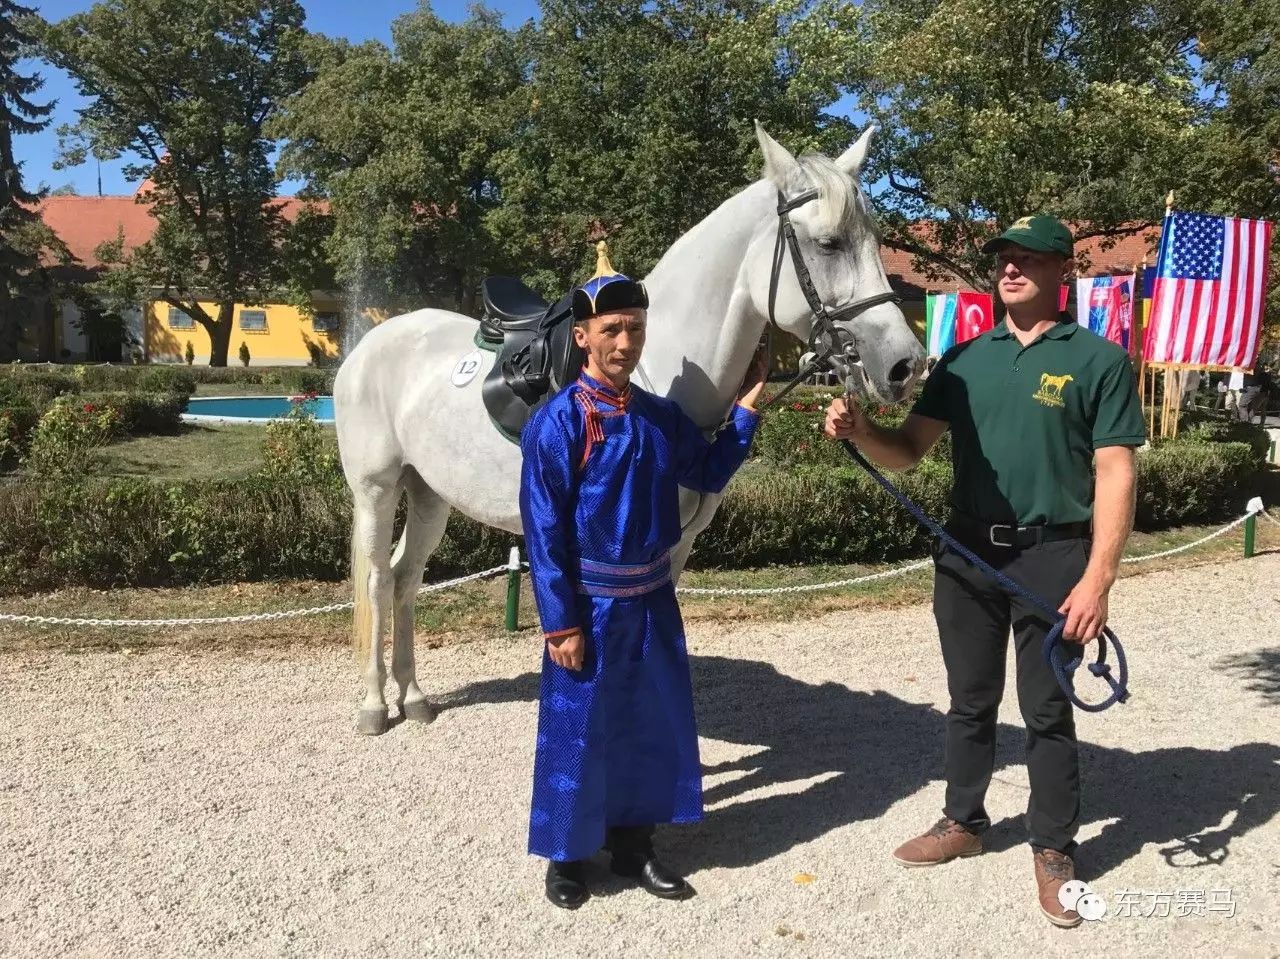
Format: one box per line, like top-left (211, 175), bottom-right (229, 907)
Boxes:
top-left (572, 241), bottom-right (649, 321)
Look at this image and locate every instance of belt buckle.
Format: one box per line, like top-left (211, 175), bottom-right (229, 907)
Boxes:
top-left (989, 523), bottom-right (1015, 548)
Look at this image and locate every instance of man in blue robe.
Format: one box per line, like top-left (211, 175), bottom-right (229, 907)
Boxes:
top-left (520, 245), bottom-right (767, 909)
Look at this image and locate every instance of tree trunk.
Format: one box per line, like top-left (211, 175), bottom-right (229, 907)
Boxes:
top-left (0, 286), bottom-right (17, 362)
top-left (455, 267), bottom-right (477, 316)
top-left (207, 301), bottom-right (234, 366)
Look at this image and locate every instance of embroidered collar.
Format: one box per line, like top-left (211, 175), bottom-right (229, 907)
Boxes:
top-left (577, 370), bottom-right (632, 409)
top-left (574, 372), bottom-right (631, 471)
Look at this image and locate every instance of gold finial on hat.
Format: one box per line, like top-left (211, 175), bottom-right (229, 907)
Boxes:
top-left (593, 240), bottom-right (616, 278)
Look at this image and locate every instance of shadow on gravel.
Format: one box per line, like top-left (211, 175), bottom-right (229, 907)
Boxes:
top-left (1216, 646), bottom-right (1280, 706)
top-left (442, 655), bottom-right (1280, 880)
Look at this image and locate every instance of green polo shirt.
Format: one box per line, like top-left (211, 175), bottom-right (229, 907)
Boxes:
top-left (913, 314), bottom-right (1146, 525)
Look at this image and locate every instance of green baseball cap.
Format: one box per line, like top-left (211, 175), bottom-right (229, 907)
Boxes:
top-left (981, 215), bottom-right (1074, 256)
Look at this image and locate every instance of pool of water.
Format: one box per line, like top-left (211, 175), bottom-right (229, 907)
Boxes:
top-left (183, 395), bottom-right (335, 424)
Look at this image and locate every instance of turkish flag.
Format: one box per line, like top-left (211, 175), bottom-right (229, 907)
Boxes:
top-left (956, 292), bottom-right (994, 343)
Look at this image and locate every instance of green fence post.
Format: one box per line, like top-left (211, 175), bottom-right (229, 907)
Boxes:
top-left (505, 546), bottom-right (521, 631)
top-left (1244, 497), bottom-right (1266, 559)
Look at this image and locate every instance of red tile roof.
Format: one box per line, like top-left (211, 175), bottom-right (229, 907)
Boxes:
top-left (33, 194), bottom-right (325, 271)
top-left (883, 225), bottom-right (1160, 295)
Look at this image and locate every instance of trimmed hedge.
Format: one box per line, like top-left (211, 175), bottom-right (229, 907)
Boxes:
top-left (80, 391), bottom-right (188, 436)
top-left (1134, 440), bottom-right (1262, 527)
top-left (0, 369), bottom-right (80, 409)
top-left (2, 363), bottom-right (338, 392)
top-left (0, 476), bottom-right (516, 594)
top-left (135, 367), bottom-right (197, 397)
top-left (0, 436), bottom-right (1267, 593)
top-left (1176, 410), bottom-right (1272, 461)
top-left (692, 460), bottom-right (953, 567)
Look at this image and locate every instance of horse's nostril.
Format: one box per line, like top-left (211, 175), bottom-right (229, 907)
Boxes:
top-left (889, 359), bottom-right (915, 385)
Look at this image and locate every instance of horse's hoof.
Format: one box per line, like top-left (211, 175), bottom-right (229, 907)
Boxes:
top-left (402, 699), bottom-right (436, 724)
top-left (356, 708), bottom-right (390, 736)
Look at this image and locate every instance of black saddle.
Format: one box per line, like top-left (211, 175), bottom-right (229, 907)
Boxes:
top-left (479, 277), bottom-right (585, 441)
top-left (477, 276), bottom-right (550, 344)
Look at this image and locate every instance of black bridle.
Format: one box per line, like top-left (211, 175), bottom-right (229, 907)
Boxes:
top-left (761, 188), bottom-right (901, 409)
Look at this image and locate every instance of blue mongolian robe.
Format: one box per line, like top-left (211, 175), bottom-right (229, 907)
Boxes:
top-left (519, 370), bottom-right (760, 862)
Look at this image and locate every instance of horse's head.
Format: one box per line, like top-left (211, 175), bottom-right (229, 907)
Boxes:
top-left (749, 123), bottom-right (925, 404)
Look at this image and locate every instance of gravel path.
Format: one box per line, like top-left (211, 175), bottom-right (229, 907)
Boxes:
top-left (2, 555), bottom-right (1278, 958)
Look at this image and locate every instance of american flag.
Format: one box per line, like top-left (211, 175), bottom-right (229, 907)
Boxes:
top-left (1145, 211), bottom-right (1273, 368)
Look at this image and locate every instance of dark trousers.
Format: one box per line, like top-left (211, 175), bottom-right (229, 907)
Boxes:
top-left (932, 534), bottom-right (1088, 854)
top-left (605, 824), bottom-right (655, 857)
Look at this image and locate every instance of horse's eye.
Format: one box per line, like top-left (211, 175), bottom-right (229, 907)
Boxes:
top-left (817, 237), bottom-right (842, 252)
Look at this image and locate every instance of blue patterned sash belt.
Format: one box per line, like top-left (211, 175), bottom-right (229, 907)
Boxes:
top-left (576, 552), bottom-right (672, 598)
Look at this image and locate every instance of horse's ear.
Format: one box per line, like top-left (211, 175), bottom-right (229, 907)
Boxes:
top-left (835, 124), bottom-right (876, 177)
top-left (755, 120), bottom-right (799, 189)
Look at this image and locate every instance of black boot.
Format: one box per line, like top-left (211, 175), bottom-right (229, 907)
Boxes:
top-left (607, 827), bottom-right (694, 900)
top-left (545, 860), bottom-right (589, 909)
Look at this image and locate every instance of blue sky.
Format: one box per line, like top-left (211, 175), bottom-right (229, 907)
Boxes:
top-left (16, 1), bottom-right (543, 195)
top-left (18, 0), bottom-right (862, 196)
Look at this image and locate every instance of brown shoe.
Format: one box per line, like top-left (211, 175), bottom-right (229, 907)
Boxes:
top-left (1034, 849), bottom-right (1083, 928)
top-left (892, 817), bottom-right (983, 867)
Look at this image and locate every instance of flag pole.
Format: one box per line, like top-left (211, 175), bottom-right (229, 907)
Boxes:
top-left (1159, 192), bottom-right (1176, 439)
top-left (1135, 255), bottom-right (1150, 441)
top-left (924, 290), bottom-right (933, 356)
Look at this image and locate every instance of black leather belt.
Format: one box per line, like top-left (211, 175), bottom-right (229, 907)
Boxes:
top-left (948, 514), bottom-right (1092, 549)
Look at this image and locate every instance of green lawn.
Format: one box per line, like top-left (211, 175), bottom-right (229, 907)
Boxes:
top-left (94, 423), bottom-right (271, 481)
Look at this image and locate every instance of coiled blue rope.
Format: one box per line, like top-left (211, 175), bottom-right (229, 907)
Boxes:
top-left (839, 440), bottom-right (1130, 713)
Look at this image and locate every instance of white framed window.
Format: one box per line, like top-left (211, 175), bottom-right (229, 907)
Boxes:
top-left (239, 309), bottom-right (268, 332)
top-left (168, 306), bottom-right (195, 329)
top-left (312, 311), bottom-right (339, 334)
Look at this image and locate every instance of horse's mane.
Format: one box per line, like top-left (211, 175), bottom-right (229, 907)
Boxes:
top-left (785, 153), bottom-right (864, 236)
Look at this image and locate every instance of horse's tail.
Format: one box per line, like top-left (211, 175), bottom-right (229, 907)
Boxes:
top-left (351, 533), bottom-right (373, 663)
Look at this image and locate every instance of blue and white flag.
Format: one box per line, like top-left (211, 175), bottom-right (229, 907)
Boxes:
top-left (925, 292), bottom-right (958, 356)
top-left (1075, 274), bottom-right (1135, 349)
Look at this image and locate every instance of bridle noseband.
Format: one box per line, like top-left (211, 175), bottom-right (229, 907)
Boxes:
top-left (762, 188), bottom-right (901, 409)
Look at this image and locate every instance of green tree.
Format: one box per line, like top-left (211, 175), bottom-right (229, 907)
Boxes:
top-left (843, 0), bottom-right (1204, 291)
top-left (0, 0), bottom-right (60, 361)
top-left (490, 0), bottom-right (862, 293)
top-left (1176, 0), bottom-right (1280, 349)
top-left (273, 3), bottom-right (532, 312)
top-left (40, 0), bottom-right (311, 365)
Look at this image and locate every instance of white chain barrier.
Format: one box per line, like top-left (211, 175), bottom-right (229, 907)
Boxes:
top-left (0, 564), bottom-right (511, 629)
top-left (675, 560), bottom-right (932, 596)
top-left (0, 504), bottom-right (1271, 627)
top-left (676, 502), bottom-right (1268, 596)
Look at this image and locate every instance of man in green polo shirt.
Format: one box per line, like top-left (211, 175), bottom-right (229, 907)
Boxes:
top-left (824, 215), bottom-right (1145, 928)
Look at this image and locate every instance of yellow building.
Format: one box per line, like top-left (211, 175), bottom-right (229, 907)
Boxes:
top-left (145, 297), bottom-right (345, 366)
top-left (34, 193), bottom-right (349, 366)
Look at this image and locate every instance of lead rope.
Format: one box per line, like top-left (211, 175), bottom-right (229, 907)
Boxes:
top-left (836, 419), bottom-right (1130, 712)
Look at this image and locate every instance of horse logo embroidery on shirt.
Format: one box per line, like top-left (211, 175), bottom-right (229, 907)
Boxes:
top-left (1033, 372), bottom-right (1074, 408)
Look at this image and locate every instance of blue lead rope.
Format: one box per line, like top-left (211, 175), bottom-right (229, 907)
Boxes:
top-left (839, 440), bottom-right (1130, 713)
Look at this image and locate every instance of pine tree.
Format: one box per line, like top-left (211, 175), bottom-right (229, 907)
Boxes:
top-left (0, 0), bottom-right (54, 360)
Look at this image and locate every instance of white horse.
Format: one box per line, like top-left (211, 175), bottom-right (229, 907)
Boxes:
top-left (334, 123), bottom-right (926, 734)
